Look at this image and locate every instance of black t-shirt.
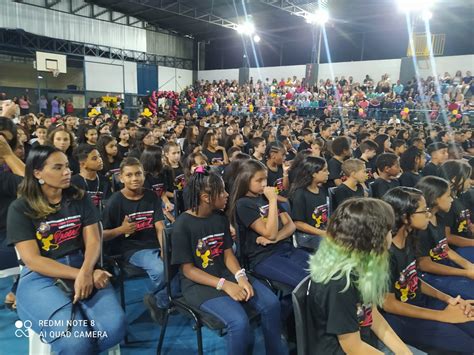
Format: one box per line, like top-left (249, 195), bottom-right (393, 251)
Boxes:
top-left (360, 157), bottom-right (376, 183)
top-left (117, 143), bottom-right (129, 159)
top-left (444, 198), bottom-right (472, 239)
top-left (266, 165), bottom-right (286, 195)
top-left (370, 178), bottom-right (400, 199)
top-left (416, 217), bottom-right (449, 261)
top-left (308, 275), bottom-right (377, 354)
top-left (171, 211), bottom-right (233, 308)
top-left (0, 170), bottom-right (23, 234)
top-left (291, 187), bottom-right (328, 231)
top-left (327, 158), bottom-right (343, 188)
top-left (236, 196), bottom-right (287, 268)
top-left (399, 171), bottom-right (421, 188)
top-left (164, 166), bottom-right (185, 192)
top-left (102, 189), bottom-right (164, 259)
top-left (144, 173), bottom-right (168, 198)
top-left (7, 194), bottom-right (98, 260)
top-left (71, 174), bottom-right (110, 210)
top-left (333, 184), bottom-right (364, 211)
top-left (389, 243), bottom-right (426, 306)
top-left (421, 162), bottom-right (441, 178)
top-left (298, 140), bottom-right (311, 152)
top-left (203, 149), bottom-right (225, 166)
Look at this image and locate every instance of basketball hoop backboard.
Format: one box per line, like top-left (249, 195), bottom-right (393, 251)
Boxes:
top-left (35, 52), bottom-right (67, 74)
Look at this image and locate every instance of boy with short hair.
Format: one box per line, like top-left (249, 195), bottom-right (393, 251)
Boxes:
top-left (71, 144), bottom-right (109, 210)
top-left (421, 142), bottom-right (448, 177)
top-left (31, 125), bottom-right (48, 147)
top-left (359, 140), bottom-right (378, 181)
top-left (392, 139), bottom-right (407, 156)
top-left (370, 153), bottom-right (401, 198)
top-left (298, 128), bottom-right (314, 152)
top-left (326, 136), bottom-right (352, 188)
top-left (102, 157), bottom-right (173, 323)
top-left (332, 159), bottom-right (367, 211)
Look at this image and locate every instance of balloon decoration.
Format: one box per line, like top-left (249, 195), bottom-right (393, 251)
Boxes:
top-left (358, 107), bottom-right (366, 118)
top-left (452, 109), bottom-right (458, 115)
top-left (141, 108), bottom-right (153, 117)
top-left (403, 107), bottom-right (410, 113)
top-left (147, 91), bottom-right (180, 119)
top-left (88, 108), bottom-right (100, 117)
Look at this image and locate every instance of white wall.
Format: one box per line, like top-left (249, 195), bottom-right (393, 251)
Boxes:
top-left (84, 56), bottom-right (137, 94)
top-left (249, 65), bottom-right (306, 82)
top-left (416, 55), bottom-right (474, 79)
top-left (158, 66), bottom-right (193, 91)
top-left (198, 69), bottom-right (239, 82)
top-left (318, 59), bottom-right (402, 84)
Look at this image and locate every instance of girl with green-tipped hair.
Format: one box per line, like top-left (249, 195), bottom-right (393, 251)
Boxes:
top-left (307, 198), bottom-right (411, 354)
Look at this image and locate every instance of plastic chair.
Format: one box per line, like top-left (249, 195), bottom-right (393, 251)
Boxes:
top-left (292, 275), bottom-right (312, 355)
top-left (156, 227), bottom-right (260, 355)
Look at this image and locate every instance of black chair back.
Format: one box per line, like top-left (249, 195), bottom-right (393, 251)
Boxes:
top-left (292, 275), bottom-right (312, 355)
top-left (162, 227), bottom-right (179, 302)
top-left (327, 187), bottom-right (336, 217)
top-left (368, 181), bottom-right (375, 198)
top-left (173, 190), bottom-right (186, 218)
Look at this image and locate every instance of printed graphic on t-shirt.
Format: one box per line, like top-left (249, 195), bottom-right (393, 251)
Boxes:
top-left (312, 204), bottom-right (328, 228)
top-left (274, 177), bottom-right (285, 194)
top-left (259, 204), bottom-right (270, 220)
top-left (152, 183), bottom-right (165, 197)
top-left (128, 211), bottom-right (154, 235)
top-left (211, 157), bottom-right (223, 165)
top-left (395, 259), bottom-right (419, 302)
top-left (195, 233), bottom-right (225, 268)
top-left (106, 168), bottom-right (120, 179)
top-left (356, 303), bottom-right (373, 327)
top-left (87, 191), bottom-right (103, 207)
top-left (175, 174), bottom-right (185, 190)
top-left (457, 209), bottom-right (471, 233)
top-left (429, 237), bottom-right (448, 261)
top-left (35, 216), bottom-right (82, 252)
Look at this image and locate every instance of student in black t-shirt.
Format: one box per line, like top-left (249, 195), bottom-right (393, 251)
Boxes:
top-left (381, 187), bottom-right (474, 353)
top-left (326, 136), bottom-right (352, 188)
top-left (297, 128), bottom-right (313, 152)
top-left (308, 198), bottom-right (410, 354)
top-left (399, 146), bottom-right (425, 188)
top-left (47, 127), bottom-right (79, 175)
top-left (172, 168), bottom-right (285, 355)
top-left (163, 142), bottom-right (185, 198)
top-left (97, 135), bottom-right (121, 178)
top-left (415, 176), bottom-right (474, 300)
top-left (0, 117), bottom-right (24, 309)
top-left (290, 156), bottom-right (329, 250)
top-left (202, 131), bottom-right (229, 167)
top-left (116, 127), bottom-right (130, 159)
top-left (7, 145), bottom-right (125, 353)
top-left (370, 153), bottom-right (400, 199)
top-left (77, 124), bottom-right (98, 146)
top-left (333, 159), bottom-right (367, 211)
top-left (440, 160), bottom-right (474, 250)
top-left (228, 160), bottom-right (309, 287)
top-left (102, 157), bottom-right (173, 323)
top-left (71, 144), bottom-right (109, 212)
top-left (250, 136), bottom-right (266, 163)
top-left (265, 141), bottom-right (289, 200)
top-left (421, 142), bottom-right (448, 177)
top-left (358, 140), bottom-right (378, 182)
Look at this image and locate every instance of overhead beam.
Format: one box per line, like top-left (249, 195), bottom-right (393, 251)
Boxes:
top-left (125, 0), bottom-right (239, 31)
top-left (258, 0), bottom-right (311, 19)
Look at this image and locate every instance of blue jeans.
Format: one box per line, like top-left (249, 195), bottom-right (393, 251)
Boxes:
top-left (200, 279), bottom-right (285, 355)
top-left (382, 297), bottom-right (474, 354)
top-left (16, 251), bottom-right (126, 355)
top-left (420, 257), bottom-right (474, 300)
top-left (128, 248), bottom-right (179, 308)
top-left (254, 242), bottom-right (310, 287)
top-left (456, 246), bottom-right (474, 263)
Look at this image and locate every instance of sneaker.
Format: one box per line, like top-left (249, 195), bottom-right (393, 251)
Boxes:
top-left (143, 293), bottom-right (167, 325)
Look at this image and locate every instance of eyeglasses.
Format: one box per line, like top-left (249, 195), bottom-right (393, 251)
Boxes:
top-left (413, 208), bottom-right (431, 216)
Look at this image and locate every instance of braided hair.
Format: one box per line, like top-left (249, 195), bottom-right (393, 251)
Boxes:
top-left (187, 166), bottom-right (226, 213)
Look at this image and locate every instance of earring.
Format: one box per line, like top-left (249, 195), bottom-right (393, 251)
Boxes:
top-left (38, 179), bottom-right (45, 185)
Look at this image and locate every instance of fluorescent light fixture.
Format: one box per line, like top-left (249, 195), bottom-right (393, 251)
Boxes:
top-left (253, 34), bottom-right (261, 43)
top-left (38, 75), bottom-right (43, 79)
top-left (306, 9), bottom-right (329, 25)
top-left (421, 10), bottom-right (433, 20)
top-left (236, 22), bottom-right (255, 35)
top-left (397, 0), bottom-right (435, 13)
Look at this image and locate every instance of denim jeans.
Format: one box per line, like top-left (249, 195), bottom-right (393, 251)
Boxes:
top-left (254, 242), bottom-right (310, 287)
top-left (16, 251), bottom-right (126, 355)
top-left (420, 256), bottom-right (474, 300)
top-left (382, 297), bottom-right (474, 354)
top-left (128, 248), bottom-right (179, 308)
top-left (200, 279), bottom-right (285, 355)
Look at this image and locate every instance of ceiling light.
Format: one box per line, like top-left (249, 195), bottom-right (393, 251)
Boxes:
top-left (253, 34), bottom-right (261, 43)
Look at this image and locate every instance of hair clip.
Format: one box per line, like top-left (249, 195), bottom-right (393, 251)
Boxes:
top-left (194, 165), bottom-right (209, 175)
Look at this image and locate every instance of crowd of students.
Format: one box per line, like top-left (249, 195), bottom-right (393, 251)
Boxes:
top-left (0, 79), bottom-right (473, 354)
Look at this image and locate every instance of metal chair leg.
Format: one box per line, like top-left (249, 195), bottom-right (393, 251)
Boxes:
top-left (196, 323), bottom-right (203, 355)
top-left (156, 309), bottom-right (170, 355)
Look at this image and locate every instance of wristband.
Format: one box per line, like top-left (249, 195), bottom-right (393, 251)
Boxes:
top-left (216, 278), bottom-right (225, 291)
top-left (235, 269), bottom-right (247, 282)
